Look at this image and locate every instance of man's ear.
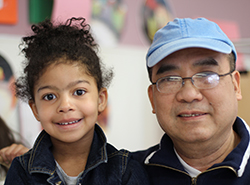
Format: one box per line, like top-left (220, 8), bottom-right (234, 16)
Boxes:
top-left (28, 100), bottom-right (40, 121)
top-left (232, 71), bottom-right (242, 101)
top-left (148, 85), bottom-right (156, 114)
top-left (98, 88), bottom-right (108, 114)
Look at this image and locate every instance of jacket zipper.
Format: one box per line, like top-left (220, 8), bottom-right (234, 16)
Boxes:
top-left (147, 163), bottom-right (238, 184)
top-left (191, 177), bottom-right (197, 185)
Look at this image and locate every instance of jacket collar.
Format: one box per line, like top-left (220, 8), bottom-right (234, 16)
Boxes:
top-left (146, 117), bottom-right (250, 177)
top-left (221, 117), bottom-right (250, 177)
top-left (28, 124), bottom-right (108, 175)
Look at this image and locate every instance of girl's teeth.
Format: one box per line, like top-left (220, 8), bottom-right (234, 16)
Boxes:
top-left (58, 119), bottom-right (80, 125)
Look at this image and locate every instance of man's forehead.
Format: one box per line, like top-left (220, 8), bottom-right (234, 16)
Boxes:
top-left (153, 52), bottom-right (229, 76)
top-left (166, 48), bottom-right (223, 58)
top-left (157, 48), bottom-right (226, 65)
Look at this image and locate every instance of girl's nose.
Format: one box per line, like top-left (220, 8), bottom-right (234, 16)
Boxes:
top-left (57, 96), bottom-right (74, 113)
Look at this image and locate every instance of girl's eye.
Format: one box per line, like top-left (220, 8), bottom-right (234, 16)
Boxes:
top-left (43, 94), bottom-right (56, 101)
top-left (73, 89), bottom-right (86, 96)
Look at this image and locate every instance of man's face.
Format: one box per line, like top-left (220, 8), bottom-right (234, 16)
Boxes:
top-left (148, 48), bottom-right (242, 145)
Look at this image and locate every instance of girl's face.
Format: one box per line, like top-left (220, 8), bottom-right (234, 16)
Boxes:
top-left (29, 62), bottom-right (107, 145)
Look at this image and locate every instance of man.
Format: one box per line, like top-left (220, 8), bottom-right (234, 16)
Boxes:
top-left (132, 17), bottom-right (250, 184)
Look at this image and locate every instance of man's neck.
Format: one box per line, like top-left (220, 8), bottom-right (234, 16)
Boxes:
top-left (174, 130), bottom-right (240, 172)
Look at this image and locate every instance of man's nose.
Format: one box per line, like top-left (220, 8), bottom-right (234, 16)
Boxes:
top-left (176, 80), bottom-right (203, 103)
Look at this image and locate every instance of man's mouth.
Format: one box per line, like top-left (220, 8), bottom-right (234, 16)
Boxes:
top-left (57, 119), bottom-right (82, 125)
top-left (178, 113), bottom-right (205, 117)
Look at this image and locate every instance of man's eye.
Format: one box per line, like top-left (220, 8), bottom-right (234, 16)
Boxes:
top-left (167, 77), bottom-right (181, 82)
top-left (74, 89), bottom-right (86, 96)
top-left (43, 94), bottom-right (56, 101)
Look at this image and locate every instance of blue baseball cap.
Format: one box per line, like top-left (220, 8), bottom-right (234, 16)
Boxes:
top-left (146, 17), bottom-right (237, 67)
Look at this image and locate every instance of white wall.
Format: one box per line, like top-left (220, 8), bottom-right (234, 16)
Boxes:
top-left (99, 45), bottom-right (163, 151)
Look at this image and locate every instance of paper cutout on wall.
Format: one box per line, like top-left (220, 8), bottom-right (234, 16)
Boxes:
top-left (92, 0), bottom-right (127, 39)
top-left (142, 0), bottom-right (174, 43)
top-left (0, 54), bottom-right (17, 118)
top-left (0, 54), bottom-right (19, 141)
top-left (0, 54), bottom-right (17, 120)
top-left (51, 0), bottom-right (92, 24)
top-left (0, 0), bottom-right (18, 24)
top-left (29, 0), bottom-right (53, 24)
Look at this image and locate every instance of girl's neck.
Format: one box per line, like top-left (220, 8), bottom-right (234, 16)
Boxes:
top-left (51, 133), bottom-right (94, 176)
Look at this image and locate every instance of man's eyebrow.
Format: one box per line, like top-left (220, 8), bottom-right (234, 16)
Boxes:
top-left (37, 80), bottom-right (90, 93)
top-left (193, 58), bottom-right (219, 67)
top-left (156, 64), bottom-right (179, 75)
top-left (156, 58), bottom-right (218, 75)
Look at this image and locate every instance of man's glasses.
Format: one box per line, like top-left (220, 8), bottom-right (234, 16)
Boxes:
top-left (152, 70), bottom-right (234, 94)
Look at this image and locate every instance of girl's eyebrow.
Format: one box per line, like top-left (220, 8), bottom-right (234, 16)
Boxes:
top-left (67, 80), bottom-right (90, 89)
top-left (37, 80), bottom-right (90, 92)
top-left (37, 85), bottom-right (58, 93)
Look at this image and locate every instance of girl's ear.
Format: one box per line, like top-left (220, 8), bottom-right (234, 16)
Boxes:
top-left (29, 100), bottom-right (40, 121)
top-left (98, 88), bottom-right (108, 114)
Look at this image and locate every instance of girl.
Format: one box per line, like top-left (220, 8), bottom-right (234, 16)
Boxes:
top-left (5, 17), bottom-right (149, 185)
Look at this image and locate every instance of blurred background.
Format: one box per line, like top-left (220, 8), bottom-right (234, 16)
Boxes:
top-left (0, 0), bottom-right (250, 151)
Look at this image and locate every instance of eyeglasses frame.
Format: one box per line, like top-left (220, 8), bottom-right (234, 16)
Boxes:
top-left (151, 69), bottom-right (235, 93)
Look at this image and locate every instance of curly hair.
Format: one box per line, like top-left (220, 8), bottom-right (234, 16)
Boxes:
top-left (15, 17), bottom-right (113, 102)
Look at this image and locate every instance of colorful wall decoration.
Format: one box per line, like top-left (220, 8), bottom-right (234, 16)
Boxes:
top-left (0, 0), bottom-right (18, 24)
top-left (142, 0), bottom-right (174, 43)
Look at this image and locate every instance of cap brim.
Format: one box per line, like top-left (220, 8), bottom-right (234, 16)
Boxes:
top-left (147, 38), bottom-right (233, 67)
